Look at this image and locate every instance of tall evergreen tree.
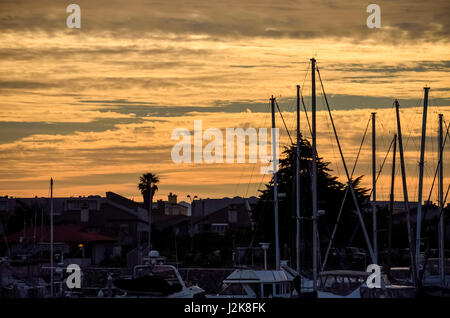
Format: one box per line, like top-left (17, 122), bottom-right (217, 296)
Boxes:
top-left (251, 135), bottom-right (370, 268)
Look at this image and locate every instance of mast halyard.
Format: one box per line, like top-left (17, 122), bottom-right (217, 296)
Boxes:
top-left (296, 85), bottom-right (301, 275)
top-left (387, 134), bottom-right (397, 277)
top-left (372, 112), bottom-right (378, 264)
top-left (416, 87), bottom-right (430, 273)
top-left (311, 58), bottom-right (318, 291)
top-left (394, 99), bottom-right (418, 290)
top-left (438, 113), bottom-right (445, 287)
top-left (316, 63), bottom-right (375, 264)
top-left (50, 177), bottom-right (54, 298)
top-left (270, 96), bottom-right (281, 270)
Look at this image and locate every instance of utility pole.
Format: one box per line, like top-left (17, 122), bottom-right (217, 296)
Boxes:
top-left (372, 112), bottom-right (378, 264)
top-left (311, 58), bottom-right (318, 290)
top-left (395, 99), bottom-right (418, 290)
top-left (387, 134), bottom-right (397, 276)
top-left (296, 84), bottom-right (301, 275)
top-left (416, 87), bottom-right (430, 271)
top-left (438, 114), bottom-right (445, 286)
top-left (271, 96), bottom-right (280, 270)
top-left (50, 177), bottom-right (54, 298)
top-left (148, 187), bottom-right (152, 251)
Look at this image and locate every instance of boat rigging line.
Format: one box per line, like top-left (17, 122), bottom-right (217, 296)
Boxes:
top-left (300, 87), bottom-right (313, 138)
top-left (426, 119), bottom-right (450, 203)
top-left (275, 100), bottom-right (294, 146)
top-left (316, 63), bottom-right (376, 264)
top-left (367, 134), bottom-right (396, 199)
top-left (321, 115), bottom-right (371, 271)
top-left (322, 118), bottom-right (396, 270)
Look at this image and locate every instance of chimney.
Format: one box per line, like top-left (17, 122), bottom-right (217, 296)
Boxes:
top-left (228, 205), bottom-right (238, 223)
top-left (168, 192), bottom-right (177, 204)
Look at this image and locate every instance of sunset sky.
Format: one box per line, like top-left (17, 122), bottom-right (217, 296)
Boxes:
top-left (0, 0), bottom-right (449, 203)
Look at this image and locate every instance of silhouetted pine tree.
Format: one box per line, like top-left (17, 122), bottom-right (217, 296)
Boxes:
top-left (251, 134), bottom-right (370, 269)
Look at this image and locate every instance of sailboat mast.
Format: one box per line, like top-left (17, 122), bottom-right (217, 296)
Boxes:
top-left (311, 58), bottom-right (318, 290)
top-left (387, 134), bottom-right (397, 276)
top-left (296, 85), bottom-right (301, 275)
top-left (394, 99), bottom-right (418, 289)
top-left (416, 87), bottom-right (430, 270)
top-left (372, 112), bottom-right (378, 263)
top-left (50, 177), bottom-right (54, 297)
top-left (271, 96), bottom-right (280, 270)
top-left (438, 113), bottom-right (445, 286)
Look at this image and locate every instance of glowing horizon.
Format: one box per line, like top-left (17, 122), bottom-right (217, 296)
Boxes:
top-left (0, 0), bottom-right (449, 204)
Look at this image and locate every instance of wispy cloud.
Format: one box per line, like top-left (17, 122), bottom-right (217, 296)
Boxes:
top-left (1, 1), bottom-right (449, 42)
top-left (0, 0), bottom-right (449, 200)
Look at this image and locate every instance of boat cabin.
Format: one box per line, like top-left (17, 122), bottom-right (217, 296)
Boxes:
top-left (213, 269), bottom-right (295, 298)
top-left (318, 270), bottom-right (369, 297)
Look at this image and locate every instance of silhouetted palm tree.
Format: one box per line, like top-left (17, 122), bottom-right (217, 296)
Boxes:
top-left (138, 172), bottom-right (160, 249)
top-left (138, 172), bottom-right (160, 210)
